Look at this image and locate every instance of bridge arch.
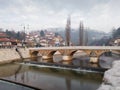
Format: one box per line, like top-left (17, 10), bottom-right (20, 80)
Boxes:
top-left (81, 50), bottom-right (91, 56)
top-left (41, 50), bottom-right (59, 60)
top-left (31, 51), bottom-right (39, 57)
top-left (48, 50), bottom-right (58, 56)
top-left (99, 51), bottom-right (112, 57)
top-left (70, 50), bottom-right (78, 56)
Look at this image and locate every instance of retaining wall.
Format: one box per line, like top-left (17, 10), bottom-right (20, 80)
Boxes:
top-left (0, 48), bottom-right (30, 64)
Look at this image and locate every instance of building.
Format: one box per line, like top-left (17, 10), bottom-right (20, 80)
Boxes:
top-left (113, 37), bottom-right (120, 46)
top-left (0, 32), bottom-right (17, 48)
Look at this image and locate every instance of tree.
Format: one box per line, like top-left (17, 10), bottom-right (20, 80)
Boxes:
top-left (55, 32), bottom-right (59, 37)
top-left (112, 27), bottom-right (120, 38)
top-left (5, 30), bottom-right (25, 40)
top-left (40, 30), bottom-right (45, 37)
top-left (111, 28), bottom-right (116, 38)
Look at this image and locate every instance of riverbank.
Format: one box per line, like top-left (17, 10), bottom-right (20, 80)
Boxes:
top-left (98, 60), bottom-right (120, 90)
top-left (0, 48), bottom-right (30, 64)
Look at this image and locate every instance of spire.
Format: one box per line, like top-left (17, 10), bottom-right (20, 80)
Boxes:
top-left (67, 15), bottom-right (71, 27)
top-left (79, 21), bottom-right (84, 46)
top-left (85, 27), bottom-right (89, 46)
top-left (65, 15), bottom-right (71, 46)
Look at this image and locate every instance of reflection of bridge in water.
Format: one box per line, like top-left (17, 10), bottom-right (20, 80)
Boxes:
top-left (0, 64), bottom-right (28, 77)
top-left (0, 63), bottom-right (103, 90)
top-left (29, 46), bottom-right (120, 64)
top-left (29, 66), bottom-right (103, 82)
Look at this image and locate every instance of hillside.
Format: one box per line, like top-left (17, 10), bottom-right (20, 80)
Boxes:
top-left (48, 28), bottom-right (107, 45)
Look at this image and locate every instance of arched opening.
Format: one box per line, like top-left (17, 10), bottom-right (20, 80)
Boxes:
top-left (70, 50), bottom-right (77, 56)
top-left (71, 50), bottom-right (88, 59)
top-left (98, 51), bottom-right (119, 69)
top-left (31, 51), bottom-right (39, 57)
top-left (72, 50), bottom-right (90, 66)
top-left (53, 51), bottom-right (62, 63)
top-left (31, 51), bottom-right (39, 61)
top-left (73, 50), bottom-right (89, 60)
top-left (80, 50), bottom-right (91, 57)
top-left (42, 51), bottom-right (57, 62)
top-left (99, 51), bottom-right (112, 57)
top-left (48, 51), bottom-right (57, 56)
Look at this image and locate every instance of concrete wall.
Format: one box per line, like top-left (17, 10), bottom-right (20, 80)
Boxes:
top-left (0, 48), bottom-right (30, 64)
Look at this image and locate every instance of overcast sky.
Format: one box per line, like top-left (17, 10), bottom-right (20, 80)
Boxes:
top-left (0, 0), bottom-right (120, 32)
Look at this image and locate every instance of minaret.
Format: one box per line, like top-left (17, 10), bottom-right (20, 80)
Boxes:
top-left (65, 16), bottom-right (71, 46)
top-left (84, 29), bottom-right (88, 46)
top-left (79, 21), bottom-right (84, 46)
top-left (85, 27), bottom-right (89, 46)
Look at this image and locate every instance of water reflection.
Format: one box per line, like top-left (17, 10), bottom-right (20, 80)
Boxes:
top-left (36, 55), bottom-right (100, 69)
top-left (35, 53), bottom-right (120, 69)
top-left (62, 61), bottom-right (73, 65)
top-left (0, 63), bottom-right (103, 90)
top-left (65, 78), bottom-right (71, 90)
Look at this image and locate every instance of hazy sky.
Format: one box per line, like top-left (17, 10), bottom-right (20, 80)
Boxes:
top-left (0, 0), bottom-right (120, 32)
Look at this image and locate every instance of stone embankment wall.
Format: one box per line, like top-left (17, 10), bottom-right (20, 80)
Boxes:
top-left (18, 48), bottom-right (31, 58)
top-left (98, 61), bottom-right (120, 90)
top-left (0, 48), bottom-right (30, 64)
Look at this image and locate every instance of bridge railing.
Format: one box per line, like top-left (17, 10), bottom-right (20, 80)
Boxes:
top-left (29, 46), bottom-right (120, 50)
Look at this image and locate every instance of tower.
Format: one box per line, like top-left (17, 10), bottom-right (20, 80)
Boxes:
top-left (84, 29), bottom-right (88, 46)
top-left (65, 16), bottom-right (71, 46)
top-left (79, 21), bottom-right (84, 46)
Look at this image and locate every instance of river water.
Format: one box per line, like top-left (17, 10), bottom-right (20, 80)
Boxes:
top-left (0, 54), bottom-right (119, 90)
top-left (0, 52), bottom-right (120, 90)
top-left (0, 63), bottom-right (103, 90)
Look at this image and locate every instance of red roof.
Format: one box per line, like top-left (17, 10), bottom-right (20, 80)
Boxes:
top-left (0, 38), bottom-right (18, 42)
top-left (0, 38), bottom-right (10, 42)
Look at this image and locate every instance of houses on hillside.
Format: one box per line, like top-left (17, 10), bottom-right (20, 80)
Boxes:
top-left (0, 30), bottom-right (65, 48)
top-left (109, 36), bottom-right (120, 46)
top-left (0, 32), bottom-right (18, 48)
top-left (25, 30), bottom-right (65, 47)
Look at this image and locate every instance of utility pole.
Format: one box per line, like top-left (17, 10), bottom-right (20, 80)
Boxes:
top-left (65, 16), bottom-right (71, 46)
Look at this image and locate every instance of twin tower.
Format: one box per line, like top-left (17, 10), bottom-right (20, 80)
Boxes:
top-left (65, 16), bottom-right (88, 46)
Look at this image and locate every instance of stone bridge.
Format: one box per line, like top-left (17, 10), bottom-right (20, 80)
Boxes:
top-left (29, 46), bottom-right (120, 64)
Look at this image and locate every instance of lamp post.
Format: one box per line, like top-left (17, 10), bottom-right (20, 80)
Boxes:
top-left (21, 24), bottom-right (29, 47)
top-left (20, 25), bottom-right (26, 47)
top-left (22, 24), bottom-right (29, 45)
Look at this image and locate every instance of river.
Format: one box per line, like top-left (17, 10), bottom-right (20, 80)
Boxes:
top-left (0, 53), bottom-right (119, 90)
top-left (0, 63), bottom-right (103, 90)
top-left (0, 56), bottom-right (106, 90)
